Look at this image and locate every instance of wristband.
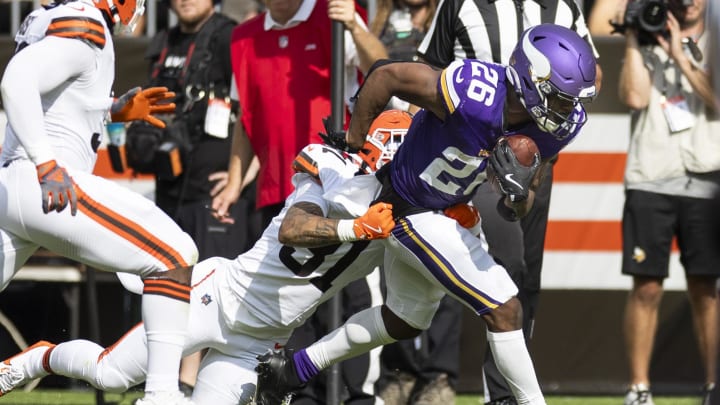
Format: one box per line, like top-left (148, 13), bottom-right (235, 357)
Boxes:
top-left (337, 219), bottom-right (359, 242)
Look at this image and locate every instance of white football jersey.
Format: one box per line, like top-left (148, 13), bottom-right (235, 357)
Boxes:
top-left (1, 0), bottom-right (114, 172)
top-left (215, 144), bottom-right (384, 338)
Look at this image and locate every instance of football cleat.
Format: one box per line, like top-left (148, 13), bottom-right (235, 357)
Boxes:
top-left (0, 365), bottom-right (25, 397)
top-left (624, 383), bottom-right (655, 405)
top-left (254, 348), bottom-right (304, 405)
top-left (485, 397), bottom-right (518, 405)
top-left (134, 390), bottom-right (195, 405)
top-left (0, 340), bottom-right (56, 396)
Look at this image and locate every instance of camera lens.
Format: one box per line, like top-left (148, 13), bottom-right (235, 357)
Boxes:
top-left (639, 0), bottom-right (668, 32)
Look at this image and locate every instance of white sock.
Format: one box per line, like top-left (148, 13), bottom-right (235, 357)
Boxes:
top-left (305, 306), bottom-right (395, 370)
top-left (486, 329), bottom-right (546, 405)
top-left (142, 292), bottom-right (189, 392)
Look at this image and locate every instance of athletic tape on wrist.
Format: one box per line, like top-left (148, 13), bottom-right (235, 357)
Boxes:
top-left (337, 219), bottom-right (359, 242)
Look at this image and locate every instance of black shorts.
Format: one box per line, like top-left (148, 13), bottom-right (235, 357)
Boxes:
top-left (621, 189), bottom-right (720, 278)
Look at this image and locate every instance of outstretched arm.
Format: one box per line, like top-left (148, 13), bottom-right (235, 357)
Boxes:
top-left (279, 201), bottom-right (395, 248)
top-left (346, 61), bottom-right (445, 150)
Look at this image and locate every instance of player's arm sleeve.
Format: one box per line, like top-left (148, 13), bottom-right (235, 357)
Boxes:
top-left (416, 0), bottom-right (459, 68)
top-left (1, 36), bottom-right (96, 165)
top-left (291, 173), bottom-right (330, 214)
top-left (437, 60), bottom-right (469, 115)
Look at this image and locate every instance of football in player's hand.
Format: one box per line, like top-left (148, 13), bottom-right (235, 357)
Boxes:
top-left (487, 135), bottom-right (540, 194)
top-left (503, 135), bottom-right (539, 166)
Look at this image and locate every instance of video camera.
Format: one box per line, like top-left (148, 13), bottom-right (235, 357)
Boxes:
top-left (610, 0), bottom-right (693, 45)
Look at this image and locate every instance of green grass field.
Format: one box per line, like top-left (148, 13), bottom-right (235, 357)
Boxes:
top-left (0, 390), bottom-right (702, 405)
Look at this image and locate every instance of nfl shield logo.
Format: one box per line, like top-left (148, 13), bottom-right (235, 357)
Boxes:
top-left (279, 35), bottom-right (289, 48)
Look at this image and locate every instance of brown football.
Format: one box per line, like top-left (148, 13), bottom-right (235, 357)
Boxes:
top-left (486, 135), bottom-right (540, 193)
top-left (504, 135), bottom-right (539, 166)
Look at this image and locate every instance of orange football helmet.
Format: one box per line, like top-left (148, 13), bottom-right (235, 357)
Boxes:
top-left (355, 109), bottom-right (412, 174)
top-left (93, 0), bottom-right (146, 35)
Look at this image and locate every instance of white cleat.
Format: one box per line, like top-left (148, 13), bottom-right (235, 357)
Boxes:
top-left (0, 364), bottom-right (25, 396)
top-left (624, 383), bottom-right (655, 405)
top-left (135, 390), bottom-right (196, 405)
top-left (0, 340), bottom-right (55, 396)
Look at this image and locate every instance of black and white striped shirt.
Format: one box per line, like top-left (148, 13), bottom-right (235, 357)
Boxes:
top-left (417, 0), bottom-right (598, 67)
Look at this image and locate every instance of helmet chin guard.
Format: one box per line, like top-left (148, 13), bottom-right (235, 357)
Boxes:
top-left (507, 24), bottom-right (597, 139)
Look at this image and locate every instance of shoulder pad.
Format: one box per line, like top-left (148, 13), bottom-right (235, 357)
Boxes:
top-left (292, 144), bottom-right (350, 181)
top-left (46, 15), bottom-right (107, 49)
top-left (15, 8), bottom-right (51, 49)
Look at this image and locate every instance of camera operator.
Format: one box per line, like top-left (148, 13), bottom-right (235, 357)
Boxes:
top-left (125, 0), bottom-right (260, 263)
top-left (614, 1), bottom-right (720, 404)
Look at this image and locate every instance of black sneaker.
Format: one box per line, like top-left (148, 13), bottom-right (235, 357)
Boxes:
top-left (254, 348), bottom-right (304, 405)
top-left (485, 397), bottom-right (518, 405)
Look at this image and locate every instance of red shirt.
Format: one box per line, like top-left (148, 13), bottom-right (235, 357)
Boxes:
top-left (231, 0), bottom-right (338, 208)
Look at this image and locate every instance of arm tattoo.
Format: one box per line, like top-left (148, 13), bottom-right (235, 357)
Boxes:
top-left (280, 202), bottom-right (343, 247)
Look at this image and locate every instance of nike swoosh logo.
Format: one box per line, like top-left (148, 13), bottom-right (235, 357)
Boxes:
top-left (455, 69), bottom-right (464, 84)
top-left (68, 4), bottom-right (85, 10)
top-left (363, 223), bottom-right (382, 234)
top-left (504, 174), bottom-right (523, 189)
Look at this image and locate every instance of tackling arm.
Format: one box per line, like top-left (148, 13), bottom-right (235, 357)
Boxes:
top-left (346, 61), bottom-right (445, 150)
top-left (279, 200), bottom-right (395, 248)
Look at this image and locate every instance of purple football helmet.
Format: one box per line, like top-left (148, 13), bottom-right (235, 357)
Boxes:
top-left (506, 24), bottom-right (597, 139)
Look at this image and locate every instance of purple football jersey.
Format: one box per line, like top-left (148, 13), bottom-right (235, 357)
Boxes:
top-left (390, 59), bottom-right (585, 209)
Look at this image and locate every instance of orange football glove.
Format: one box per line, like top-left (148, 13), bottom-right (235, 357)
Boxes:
top-left (338, 203), bottom-right (395, 241)
top-left (111, 87), bottom-right (176, 128)
top-left (444, 203), bottom-right (482, 235)
top-left (36, 160), bottom-right (79, 216)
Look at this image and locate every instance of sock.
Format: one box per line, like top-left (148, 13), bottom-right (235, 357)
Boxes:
top-left (304, 306), bottom-right (395, 372)
top-left (487, 329), bottom-right (546, 405)
top-left (293, 350), bottom-right (319, 383)
top-left (142, 279), bottom-right (190, 393)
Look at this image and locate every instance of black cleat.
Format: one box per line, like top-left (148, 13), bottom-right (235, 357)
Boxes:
top-left (254, 348), bottom-right (304, 405)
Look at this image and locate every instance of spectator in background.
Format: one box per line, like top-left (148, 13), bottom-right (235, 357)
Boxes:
top-left (210, 0), bottom-right (388, 402)
top-left (125, 0), bottom-right (259, 264)
top-left (369, 0), bottom-right (436, 115)
top-left (614, 0), bottom-right (719, 404)
top-left (588, 0), bottom-right (624, 36)
top-left (415, 1), bottom-right (601, 404)
top-left (123, 0), bottom-right (261, 395)
top-left (222, 0), bottom-right (264, 22)
top-left (212, 0), bottom-right (387, 228)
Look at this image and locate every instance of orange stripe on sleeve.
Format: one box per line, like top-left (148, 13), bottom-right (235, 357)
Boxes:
top-left (46, 17), bottom-right (106, 49)
top-left (292, 154), bottom-right (319, 177)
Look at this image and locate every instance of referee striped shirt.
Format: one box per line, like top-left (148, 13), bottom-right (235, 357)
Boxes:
top-left (417, 0), bottom-right (598, 67)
